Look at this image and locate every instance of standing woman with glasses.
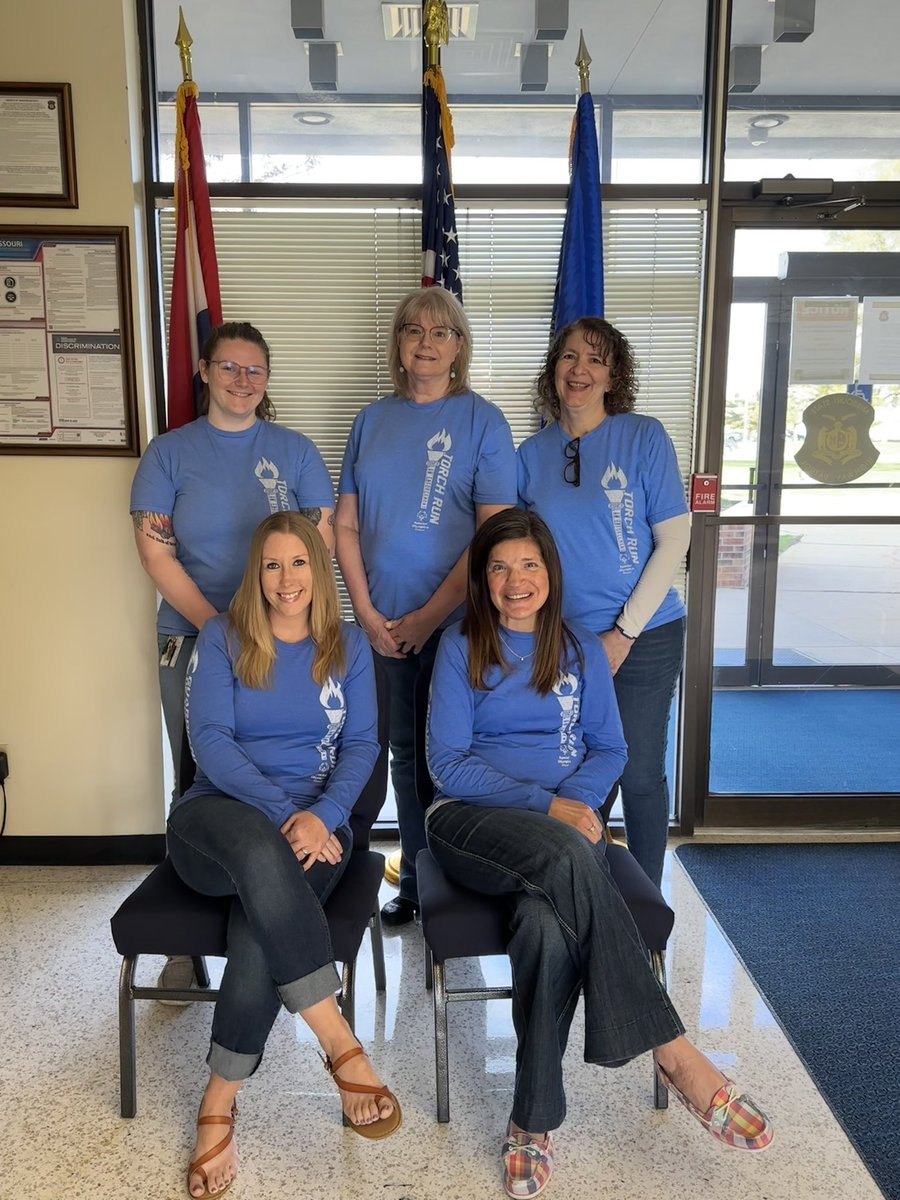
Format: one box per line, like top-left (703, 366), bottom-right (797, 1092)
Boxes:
top-left (517, 318), bottom-right (690, 887)
top-left (336, 287), bottom-right (516, 926)
top-left (131, 321), bottom-right (335, 992)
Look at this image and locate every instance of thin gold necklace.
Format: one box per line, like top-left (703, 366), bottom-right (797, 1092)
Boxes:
top-left (499, 630), bottom-right (535, 662)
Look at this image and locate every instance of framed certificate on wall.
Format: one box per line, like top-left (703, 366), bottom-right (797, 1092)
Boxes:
top-left (0, 83), bottom-right (78, 208)
top-left (0, 226), bottom-right (139, 455)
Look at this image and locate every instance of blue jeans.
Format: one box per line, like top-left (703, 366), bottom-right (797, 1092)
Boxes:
top-left (378, 631), bottom-right (441, 904)
top-left (608, 616), bottom-right (685, 888)
top-left (167, 793), bottom-right (350, 1081)
top-left (157, 632), bottom-right (197, 805)
top-left (426, 802), bottom-right (684, 1132)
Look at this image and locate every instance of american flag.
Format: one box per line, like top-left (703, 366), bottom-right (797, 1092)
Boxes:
top-left (166, 80), bottom-right (222, 429)
top-left (422, 65), bottom-right (462, 300)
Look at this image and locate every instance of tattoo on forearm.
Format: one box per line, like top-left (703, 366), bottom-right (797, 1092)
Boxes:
top-left (299, 507), bottom-right (322, 526)
top-left (132, 510), bottom-right (176, 546)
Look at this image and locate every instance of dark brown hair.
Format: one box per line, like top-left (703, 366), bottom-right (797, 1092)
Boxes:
top-left (462, 508), bottom-right (582, 695)
top-left (199, 321), bottom-right (276, 421)
top-left (534, 317), bottom-right (638, 422)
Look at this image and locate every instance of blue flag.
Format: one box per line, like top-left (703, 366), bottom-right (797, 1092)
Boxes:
top-left (422, 65), bottom-right (462, 300)
top-left (552, 91), bottom-right (603, 334)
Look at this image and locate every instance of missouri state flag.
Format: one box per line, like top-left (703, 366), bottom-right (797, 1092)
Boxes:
top-left (166, 80), bottom-right (222, 429)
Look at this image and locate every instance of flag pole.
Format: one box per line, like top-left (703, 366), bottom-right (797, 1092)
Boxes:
top-left (550, 29), bottom-right (603, 333)
top-left (421, 0), bottom-right (462, 298)
top-left (176, 6), bottom-right (193, 82)
top-left (166, 8), bottom-right (223, 429)
top-left (576, 29), bottom-right (591, 95)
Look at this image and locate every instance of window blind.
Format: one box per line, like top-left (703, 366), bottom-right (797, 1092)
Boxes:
top-left (159, 201), bottom-right (703, 491)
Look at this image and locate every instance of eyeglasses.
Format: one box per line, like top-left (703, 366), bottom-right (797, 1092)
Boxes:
top-left (209, 360), bottom-right (269, 385)
top-left (399, 323), bottom-right (460, 344)
top-left (564, 437), bottom-right (581, 487)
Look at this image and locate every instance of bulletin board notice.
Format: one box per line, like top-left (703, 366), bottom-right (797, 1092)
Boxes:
top-left (0, 226), bottom-right (138, 455)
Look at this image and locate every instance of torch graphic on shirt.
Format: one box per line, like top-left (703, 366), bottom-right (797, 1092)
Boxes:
top-left (552, 672), bottom-right (580, 766)
top-left (601, 463), bottom-right (632, 573)
top-left (413, 429), bottom-right (453, 531)
top-left (314, 677), bottom-right (346, 780)
top-left (255, 458), bottom-right (283, 514)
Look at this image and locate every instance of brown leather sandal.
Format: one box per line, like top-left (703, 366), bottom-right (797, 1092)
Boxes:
top-left (322, 1045), bottom-right (402, 1139)
top-left (187, 1101), bottom-right (238, 1198)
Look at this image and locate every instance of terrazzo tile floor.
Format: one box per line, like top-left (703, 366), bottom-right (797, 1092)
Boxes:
top-left (0, 848), bottom-right (883, 1200)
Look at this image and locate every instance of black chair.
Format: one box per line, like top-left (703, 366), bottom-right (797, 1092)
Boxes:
top-left (111, 665), bottom-right (390, 1119)
top-left (416, 795), bottom-right (674, 1122)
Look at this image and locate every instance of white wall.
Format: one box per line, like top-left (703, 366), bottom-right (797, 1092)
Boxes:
top-left (0, 0), bottom-right (165, 836)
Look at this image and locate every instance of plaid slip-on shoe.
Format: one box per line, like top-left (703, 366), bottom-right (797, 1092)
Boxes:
top-left (501, 1126), bottom-right (555, 1198)
top-left (656, 1062), bottom-right (774, 1151)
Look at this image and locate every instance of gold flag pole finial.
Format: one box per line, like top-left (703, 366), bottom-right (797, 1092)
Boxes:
top-left (176, 6), bottom-right (194, 83)
top-left (576, 29), bottom-right (592, 95)
top-left (424, 0), bottom-right (450, 69)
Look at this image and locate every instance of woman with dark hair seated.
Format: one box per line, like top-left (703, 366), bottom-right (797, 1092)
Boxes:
top-left (168, 512), bottom-right (400, 1199)
top-left (425, 508), bottom-right (771, 1199)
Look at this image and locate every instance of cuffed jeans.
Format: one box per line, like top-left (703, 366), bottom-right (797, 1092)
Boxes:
top-left (607, 616), bottom-right (685, 889)
top-left (377, 631), bottom-right (441, 904)
top-left (167, 793), bottom-right (350, 1081)
top-left (426, 802), bottom-right (684, 1132)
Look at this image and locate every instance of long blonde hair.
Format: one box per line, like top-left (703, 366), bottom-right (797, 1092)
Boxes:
top-left (229, 512), bottom-right (345, 688)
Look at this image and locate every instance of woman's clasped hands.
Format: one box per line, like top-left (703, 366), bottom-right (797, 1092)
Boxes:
top-left (280, 810), bottom-right (344, 870)
top-left (548, 796), bottom-right (604, 844)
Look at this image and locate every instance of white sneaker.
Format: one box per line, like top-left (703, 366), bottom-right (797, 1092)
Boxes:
top-left (157, 955), bottom-right (198, 1005)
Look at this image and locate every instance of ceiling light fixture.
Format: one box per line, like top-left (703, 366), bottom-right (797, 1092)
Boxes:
top-left (750, 113), bottom-right (788, 130)
top-left (293, 110), bottom-right (332, 125)
top-left (729, 45), bottom-right (762, 94)
top-left (520, 42), bottom-right (550, 93)
top-left (308, 42), bottom-right (338, 92)
top-left (534, 0), bottom-right (568, 41)
top-left (773, 0), bottom-right (815, 43)
top-left (291, 0), bottom-right (325, 40)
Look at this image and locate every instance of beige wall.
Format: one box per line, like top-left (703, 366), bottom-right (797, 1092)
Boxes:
top-left (0, 0), bottom-right (165, 836)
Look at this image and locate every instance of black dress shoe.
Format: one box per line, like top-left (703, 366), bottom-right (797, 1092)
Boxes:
top-left (380, 896), bottom-right (420, 927)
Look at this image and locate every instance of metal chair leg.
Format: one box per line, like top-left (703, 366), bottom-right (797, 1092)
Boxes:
top-left (432, 959), bottom-right (450, 1122)
top-left (369, 910), bottom-right (386, 993)
top-left (192, 956), bottom-right (211, 989)
top-left (118, 955), bottom-right (138, 1118)
top-left (338, 958), bottom-right (357, 1128)
top-left (650, 948), bottom-right (669, 1110)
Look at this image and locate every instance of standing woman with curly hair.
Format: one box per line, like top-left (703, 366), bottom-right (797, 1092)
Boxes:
top-left (517, 319), bottom-right (690, 887)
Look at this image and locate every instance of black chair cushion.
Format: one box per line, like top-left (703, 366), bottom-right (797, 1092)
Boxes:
top-left (111, 850), bottom-right (385, 966)
top-left (604, 843), bottom-right (674, 951)
top-left (417, 848), bottom-right (512, 959)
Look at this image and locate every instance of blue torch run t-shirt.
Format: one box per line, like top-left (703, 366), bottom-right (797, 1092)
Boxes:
top-left (339, 391), bottom-right (517, 625)
top-left (179, 617), bottom-right (379, 833)
top-left (517, 413), bottom-right (688, 634)
top-left (130, 417), bottom-right (334, 636)
top-left (427, 622), bottom-right (628, 813)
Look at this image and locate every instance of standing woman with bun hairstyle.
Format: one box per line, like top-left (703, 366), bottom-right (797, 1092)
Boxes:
top-left (131, 321), bottom-right (335, 992)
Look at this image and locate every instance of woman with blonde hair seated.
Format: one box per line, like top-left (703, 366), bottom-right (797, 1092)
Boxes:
top-left (168, 512), bottom-right (400, 1199)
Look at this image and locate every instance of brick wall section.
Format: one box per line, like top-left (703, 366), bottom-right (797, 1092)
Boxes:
top-left (717, 525), bottom-right (753, 588)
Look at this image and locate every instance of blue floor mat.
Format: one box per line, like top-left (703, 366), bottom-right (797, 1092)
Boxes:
top-left (710, 689), bottom-right (900, 793)
top-left (676, 843), bottom-right (900, 1200)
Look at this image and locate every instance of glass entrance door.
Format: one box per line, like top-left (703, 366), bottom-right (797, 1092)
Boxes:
top-left (706, 227), bottom-right (900, 805)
